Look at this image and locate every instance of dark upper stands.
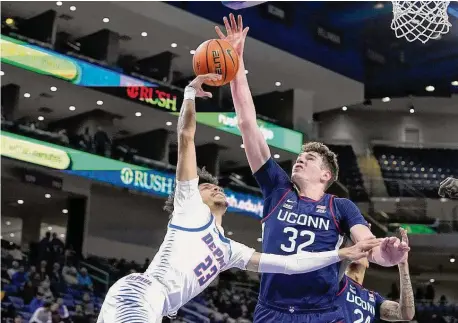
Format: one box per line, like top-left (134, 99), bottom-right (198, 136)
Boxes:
top-left (373, 146), bottom-right (458, 198)
top-left (327, 145), bottom-right (368, 202)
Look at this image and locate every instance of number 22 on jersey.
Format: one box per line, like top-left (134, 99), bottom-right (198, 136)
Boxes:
top-left (194, 255), bottom-right (218, 286)
top-left (280, 227), bottom-right (315, 253)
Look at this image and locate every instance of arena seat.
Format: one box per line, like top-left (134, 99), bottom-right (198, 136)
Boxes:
top-left (327, 145), bottom-right (369, 201)
top-left (373, 145), bottom-right (458, 198)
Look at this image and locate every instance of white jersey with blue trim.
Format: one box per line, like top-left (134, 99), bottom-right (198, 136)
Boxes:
top-left (145, 178), bottom-right (255, 316)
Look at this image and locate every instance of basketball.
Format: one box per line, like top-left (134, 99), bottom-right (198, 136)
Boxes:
top-left (192, 39), bottom-right (239, 86)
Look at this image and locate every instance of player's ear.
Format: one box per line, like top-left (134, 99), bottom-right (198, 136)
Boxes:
top-left (321, 169), bottom-right (332, 182)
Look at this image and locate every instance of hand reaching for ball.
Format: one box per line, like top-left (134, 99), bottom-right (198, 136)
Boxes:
top-left (188, 74), bottom-right (222, 98)
top-left (215, 13), bottom-right (249, 57)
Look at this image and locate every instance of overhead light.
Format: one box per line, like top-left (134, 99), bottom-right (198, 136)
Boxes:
top-left (17, 200), bottom-right (24, 205)
top-left (451, 81), bottom-right (458, 86)
top-left (24, 93), bottom-right (31, 98)
top-left (257, 238), bottom-right (262, 242)
top-left (166, 121), bottom-right (172, 126)
top-left (50, 86), bottom-right (57, 92)
top-left (102, 17), bottom-right (110, 23)
top-left (69, 106), bottom-right (76, 111)
top-left (425, 85), bottom-right (435, 92)
top-left (214, 136), bottom-right (220, 141)
top-left (135, 112), bottom-right (142, 117)
top-left (190, 50), bottom-right (196, 55)
top-left (240, 143), bottom-right (245, 149)
top-left (141, 32), bottom-right (148, 37)
top-left (6, 221), bottom-right (11, 226)
top-left (48, 226), bottom-right (53, 231)
top-left (70, 5), bottom-right (76, 11)
top-left (275, 81), bottom-right (281, 87)
top-left (450, 256), bottom-right (456, 263)
top-left (10, 233), bottom-right (15, 238)
top-left (45, 193), bottom-right (51, 199)
top-left (227, 231), bottom-right (233, 236)
top-left (430, 278), bottom-right (435, 283)
top-left (5, 18), bottom-right (14, 25)
top-left (342, 106), bottom-right (348, 111)
top-left (60, 234), bottom-right (65, 238)
top-left (171, 43), bottom-right (177, 48)
top-left (245, 70), bottom-right (249, 74)
top-left (274, 154), bottom-right (280, 159)
top-left (38, 116), bottom-right (44, 121)
top-left (56, 1), bottom-right (62, 6)
top-left (409, 108), bottom-right (415, 114)
top-left (374, 2), bottom-right (384, 9)
top-left (62, 209), bottom-right (68, 214)
top-left (96, 100), bottom-right (103, 105)
top-left (0, 71), bottom-right (4, 76)
top-left (382, 97), bottom-right (390, 103)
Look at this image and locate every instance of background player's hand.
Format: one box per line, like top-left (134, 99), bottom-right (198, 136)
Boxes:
top-left (188, 74), bottom-right (221, 98)
top-left (438, 177), bottom-right (458, 198)
top-left (339, 238), bottom-right (382, 261)
top-left (215, 13), bottom-right (249, 57)
top-left (379, 235), bottom-right (410, 266)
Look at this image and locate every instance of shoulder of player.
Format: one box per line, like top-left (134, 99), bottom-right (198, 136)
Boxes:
top-left (330, 197), bottom-right (359, 212)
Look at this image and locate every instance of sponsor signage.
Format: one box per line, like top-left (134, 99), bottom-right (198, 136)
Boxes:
top-left (0, 131), bottom-right (263, 218)
top-left (1, 34), bottom-right (303, 154)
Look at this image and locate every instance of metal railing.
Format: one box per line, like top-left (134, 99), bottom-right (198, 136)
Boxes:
top-left (80, 261), bottom-right (110, 293)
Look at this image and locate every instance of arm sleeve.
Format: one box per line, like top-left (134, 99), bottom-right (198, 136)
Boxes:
top-left (253, 158), bottom-right (291, 198)
top-left (226, 240), bottom-right (256, 270)
top-left (334, 198), bottom-right (368, 236)
top-left (170, 177), bottom-right (211, 228)
top-left (259, 250), bottom-right (341, 275)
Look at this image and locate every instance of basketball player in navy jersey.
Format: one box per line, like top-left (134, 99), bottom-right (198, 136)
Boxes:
top-left (337, 228), bottom-right (415, 323)
top-left (215, 14), bottom-right (410, 323)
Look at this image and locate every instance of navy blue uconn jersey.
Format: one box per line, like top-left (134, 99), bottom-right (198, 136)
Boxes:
top-left (254, 158), bottom-right (367, 310)
top-left (337, 276), bottom-right (386, 323)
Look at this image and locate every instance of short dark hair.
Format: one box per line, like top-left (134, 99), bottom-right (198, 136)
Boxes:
top-left (301, 142), bottom-right (339, 189)
top-left (164, 167), bottom-right (218, 216)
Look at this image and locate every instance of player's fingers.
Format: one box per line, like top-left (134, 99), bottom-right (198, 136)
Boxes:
top-left (215, 26), bottom-right (225, 39)
top-left (400, 228), bottom-right (409, 246)
top-left (201, 91), bottom-right (213, 98)
top-left (380, 238), bottom-right (389, 252)
top-left (223, 16), bottom-right (232, 35)
top-left (242, 27), bottom-right (250, 38)
top-left (229, 13), bottom-right (237, 32)
top-left (238, 15), bottom-right (243, 32)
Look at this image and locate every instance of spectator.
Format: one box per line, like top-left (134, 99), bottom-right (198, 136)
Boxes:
top-left (11, 265), bottom-right (27, 287)
top-left (77, 267), bottom-right (93, 290)
top-left (50, 233), bottom-right (64, 255)
top-left (20, 280), bottom-right (36, 305)
top-left (82, 292), bottom-right (95, 316)
top-left (7, 261), bottom-right (19, 279)
top-left (13, 314), bottom-right (23, 323)
top-left (62, 265), bottom-right (78, 286)
top-left (55, 297), bottom-right (69, 321)
top-left (94, 126), bottom-right (111, 156)
top-left (30, 301), bottom-right (52, 323)
top-left (50, 263), bottom-right (62, 284)
top-left (38, 260), bottom-right (48, 281)
top-left (39, 280), bottom-right (54, 300)
top-left (77, 127), bottom-right (92, 152)
top-left (72, 305), bottom-right (86, 323)
top-left (439, 295), bottom-right (447, 306)
top-left (9, 245), bottom-right (23, 261)
top-left (39, 232), bottom-right (51, 260)
top-left (425, 283), bottom-right (435, 303)
top-left (31, 272), bottom-right (42, 289)
top-left (26, 265), bottom-right (37, 281)
top-left (142, 258), bottom-right (150, 272)
top-left (57, 129), bottom-right (69, 145)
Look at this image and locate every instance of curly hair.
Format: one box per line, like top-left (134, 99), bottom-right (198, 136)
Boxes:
top-left (301, 142), bottom-right (339, 189)
top-left (164, 167), bottom-right (219, 217)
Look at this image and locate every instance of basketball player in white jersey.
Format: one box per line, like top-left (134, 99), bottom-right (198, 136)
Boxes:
top-left (97, 74), bottom-right (381, 323)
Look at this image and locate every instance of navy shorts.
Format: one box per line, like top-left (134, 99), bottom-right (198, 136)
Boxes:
top-left (253, 300), bottom-right (344, 323)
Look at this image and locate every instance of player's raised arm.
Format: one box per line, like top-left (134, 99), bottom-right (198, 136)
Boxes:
top-left (215, 14), bottom-right (271, 173)
top-left (227, 238), bottom-right (381, 274)
top-left (379, 229), bottom-right (415, 321)
top-left (176, 74), bottom-right (221, 182)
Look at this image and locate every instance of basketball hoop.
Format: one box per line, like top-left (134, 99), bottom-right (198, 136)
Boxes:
top-left (391, 1), bottom-right (451, 44)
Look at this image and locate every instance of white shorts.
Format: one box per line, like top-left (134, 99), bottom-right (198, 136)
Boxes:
top-left (97, 273), bottom-right (166, 323)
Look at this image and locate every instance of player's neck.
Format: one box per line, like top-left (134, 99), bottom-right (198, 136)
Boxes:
top-left (296, 182), bottom-right (325, 201)
top-left (347, 269), bottom-right (366, 285)
top-left (213, 213), bottom-right (223, 228)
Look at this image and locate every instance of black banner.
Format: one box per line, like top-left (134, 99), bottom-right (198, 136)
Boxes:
top-left (19, 169), bottom-right (63, 190)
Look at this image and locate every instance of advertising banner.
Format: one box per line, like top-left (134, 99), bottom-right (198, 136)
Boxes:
top-left (1, 131), bottom-right (263, 218)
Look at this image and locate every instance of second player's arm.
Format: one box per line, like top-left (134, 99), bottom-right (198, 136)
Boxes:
top-left (379, 262), bottom-right (415, 321)
top-left (245, 239), bottom-right (381, 274)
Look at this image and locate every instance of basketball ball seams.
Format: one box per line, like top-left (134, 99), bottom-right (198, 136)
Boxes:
top-left (205, 40), bottom-right (215, 86)
top-left (215, 39), bottom-right (228, 85)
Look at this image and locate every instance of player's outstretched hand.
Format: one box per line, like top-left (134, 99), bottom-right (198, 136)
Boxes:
top-left (188, 74), bottom-right (221, 98)
top-left (215, 13), bottom-right (249, 57)
top-left (378, 233), bottom-right (410, 266)
top-left (438, 177), bottom-right (458, 198)
top-left (339, 238), bottom-right (382, 262)
top-left (398, 228), bottom-right (409, 265)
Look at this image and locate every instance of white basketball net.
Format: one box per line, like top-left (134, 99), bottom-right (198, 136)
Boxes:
top-left (391, 1), bottom-right (451, 43)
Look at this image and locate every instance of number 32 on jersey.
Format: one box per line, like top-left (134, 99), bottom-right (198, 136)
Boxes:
top-left (280, 227), bottom-right (315, 253)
